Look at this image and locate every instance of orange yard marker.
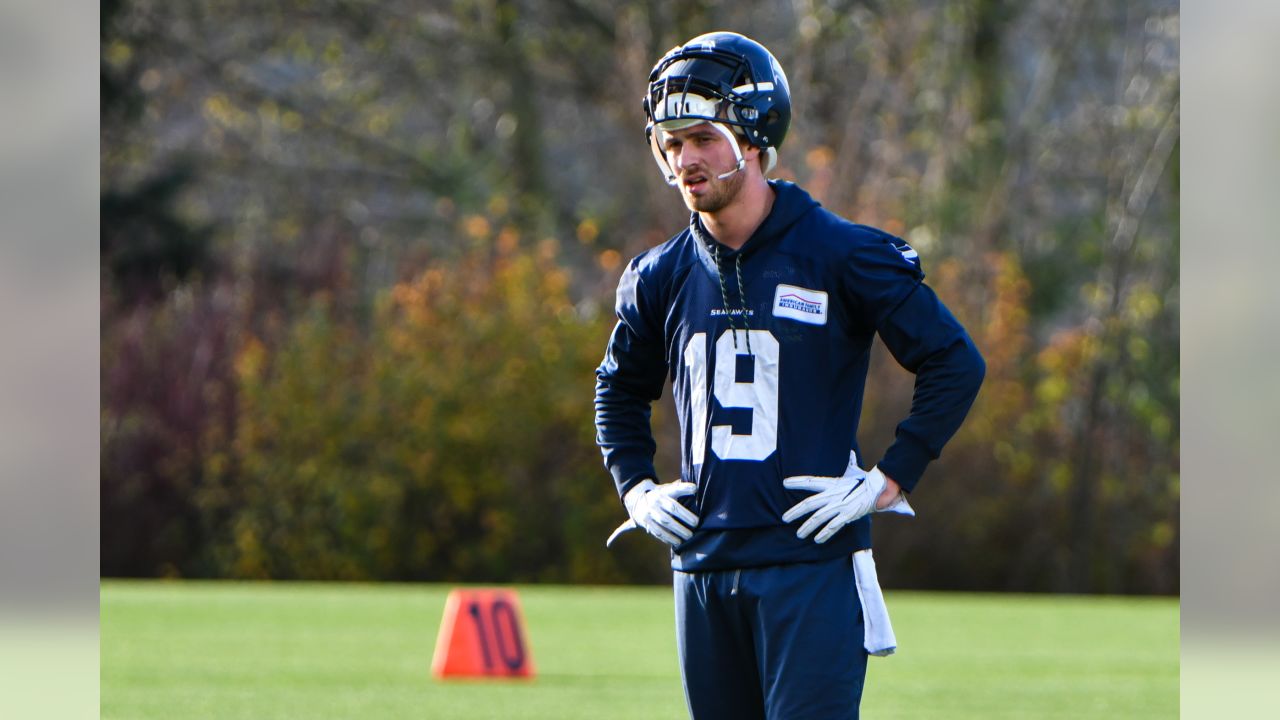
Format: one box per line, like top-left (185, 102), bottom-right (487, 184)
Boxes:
top-left (431, 588), bottom-right (536, 679)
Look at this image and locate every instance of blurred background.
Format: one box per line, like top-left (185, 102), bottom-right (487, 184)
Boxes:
top-left (100, 0), bottom-right (1179, 595)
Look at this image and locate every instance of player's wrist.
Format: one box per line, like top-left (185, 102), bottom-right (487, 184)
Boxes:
top-left (874, 472), bottom-right (902, 511)
top-left (624, 479), bottom-right (657, 517)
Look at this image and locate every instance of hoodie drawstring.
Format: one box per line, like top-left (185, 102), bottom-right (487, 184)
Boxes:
top-left (694, 214), bottom-right (752, 356)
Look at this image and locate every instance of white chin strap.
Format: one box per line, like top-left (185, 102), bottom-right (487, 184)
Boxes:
top-left (711, 122), bottom-right (747, 180)
top-left (648, 130), bottom-right (681, 186)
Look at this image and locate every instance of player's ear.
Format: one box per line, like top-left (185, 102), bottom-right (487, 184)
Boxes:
top-left (739, 139), bottom-right (763, 170)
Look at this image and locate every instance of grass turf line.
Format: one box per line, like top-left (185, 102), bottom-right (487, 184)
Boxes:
top-left (101, 581), bottom-right (1176, 719)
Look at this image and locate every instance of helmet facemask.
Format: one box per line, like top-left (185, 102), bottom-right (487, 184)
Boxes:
top-left (648, 98), bottom-right (749, 186)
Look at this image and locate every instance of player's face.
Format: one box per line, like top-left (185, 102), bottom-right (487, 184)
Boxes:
top-left (660, 123), bottom-right (747, 214)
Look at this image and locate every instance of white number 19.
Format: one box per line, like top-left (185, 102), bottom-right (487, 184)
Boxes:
top-left (683, 330), bottom-right (780, 464)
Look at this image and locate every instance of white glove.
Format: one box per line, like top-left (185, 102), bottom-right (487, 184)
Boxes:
top-left (618, 479), bottom-right (700, 547)
top-left (782, 452), bottom-right (914, 544)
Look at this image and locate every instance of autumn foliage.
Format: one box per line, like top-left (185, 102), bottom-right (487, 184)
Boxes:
top-left (101, 0), bottom-right (1178, 592)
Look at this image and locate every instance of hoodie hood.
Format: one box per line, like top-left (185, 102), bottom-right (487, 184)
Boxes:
top-left (691, 179), bottom-right (821, 260)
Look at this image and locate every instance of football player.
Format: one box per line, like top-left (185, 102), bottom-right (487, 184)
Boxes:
top-left (595, 31), bottom-right (985, 719)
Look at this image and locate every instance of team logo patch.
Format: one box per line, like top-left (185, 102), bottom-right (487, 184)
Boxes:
top-left (892, 239), bottom-right (920, 265)
top-left (772, 284), bottom-right (828, 325)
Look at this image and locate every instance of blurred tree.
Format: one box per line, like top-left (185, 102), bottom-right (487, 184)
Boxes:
top-left (101, 0), bottom-right (229, 576)
top-left (101, 163), bottom-right (216, 302)
top-left (199, 229), bottom-right (670, 582)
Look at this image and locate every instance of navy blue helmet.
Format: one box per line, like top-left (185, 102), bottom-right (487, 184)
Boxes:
top-left (643, 32), bottom-right (792, 183)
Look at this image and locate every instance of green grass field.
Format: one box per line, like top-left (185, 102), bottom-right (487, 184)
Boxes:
top-left (101, 581), bottom-right (1177, 719)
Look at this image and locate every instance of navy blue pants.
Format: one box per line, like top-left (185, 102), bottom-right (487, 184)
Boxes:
top-left (673, 555), bottom-right (869, 719)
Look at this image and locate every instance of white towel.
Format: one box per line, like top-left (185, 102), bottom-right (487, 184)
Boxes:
top-left (853, 549), bottom-right (898, 657)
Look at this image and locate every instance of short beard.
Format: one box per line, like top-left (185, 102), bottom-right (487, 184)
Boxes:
top-left (684, 165), bottom-right (745, 214)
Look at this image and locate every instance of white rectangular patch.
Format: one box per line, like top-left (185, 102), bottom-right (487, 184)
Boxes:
top-left (772, 284), bottom-right (828, 325)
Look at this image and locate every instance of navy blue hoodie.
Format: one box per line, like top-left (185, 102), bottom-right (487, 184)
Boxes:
top-left (595, 180), bottom-right (985, 571)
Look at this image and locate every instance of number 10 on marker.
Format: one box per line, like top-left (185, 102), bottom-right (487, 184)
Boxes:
top-left (431, 588), bottom-right (536, 679)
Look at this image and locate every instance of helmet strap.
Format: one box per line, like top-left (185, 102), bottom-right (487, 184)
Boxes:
top-left (762, 147), bottom-right (778, 175)
top-left (709, 122), bottom-right (747, 180)
top-left (648, 129), bottom-right (679, 186)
